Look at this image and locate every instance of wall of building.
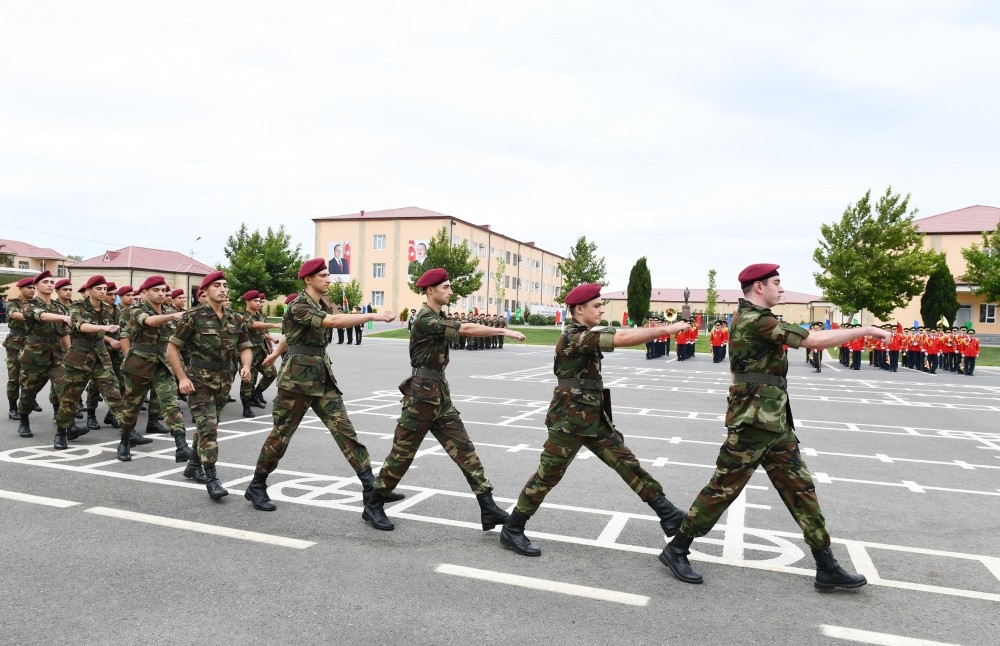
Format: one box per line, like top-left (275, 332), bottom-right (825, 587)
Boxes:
top-left (68, 268), bottom-right (208, 304)
top-left (315, 217), bottom-right (565, 315)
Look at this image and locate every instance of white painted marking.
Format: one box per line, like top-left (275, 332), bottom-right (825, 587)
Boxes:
top-left (845, 542), bottom-right (881, 582)
top-left (819, 624), bottom-right (963, 645)
top-left (0, 489), bottom-right (80, 508)
top-left (595, 513), bottom-right (631, 544)
top-left (721, 491), bottom-right (747, 562)
top-left (84, 507), bottom-right (315, 549)
top-left (434, 564), bottom-right (649, 606)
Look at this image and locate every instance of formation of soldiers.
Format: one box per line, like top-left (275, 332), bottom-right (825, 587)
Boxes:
top-left (830, 323), bottom-right (981, 375)
top-left (445, 311), bottom-right (508, 351)
top-left (644, 316), bottom-right (703, 360)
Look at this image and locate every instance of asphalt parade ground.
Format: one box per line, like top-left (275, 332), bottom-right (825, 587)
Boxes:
top-left (2, 331), bottom-right (998, 645)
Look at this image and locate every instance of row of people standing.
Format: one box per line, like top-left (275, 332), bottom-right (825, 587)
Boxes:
top-left (444, 311), bottom-right (507, 350)
top-left (833, 324), bottom-right (982, 375)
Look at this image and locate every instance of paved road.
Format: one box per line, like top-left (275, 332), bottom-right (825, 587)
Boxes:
top-left (2, 335), bottom-right (998, 645)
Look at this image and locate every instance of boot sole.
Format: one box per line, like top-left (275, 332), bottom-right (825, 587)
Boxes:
top-left (360, 510), bottom-right (395, 531)
top-left (244, 494), bottom-right (277, 511)
top-left (499, 534), bottom-right (541, 557)
top-left (208, 490), bottom-right (229, 500)
top-left (815, 579), bottom-right (867, 591)
top-left (658, 551), bottom-right (703, 584)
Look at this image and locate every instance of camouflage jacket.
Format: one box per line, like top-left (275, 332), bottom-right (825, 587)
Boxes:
top-left (545, 320), bottom-right (616, 437)
top-left (244, 310), bottom-right (270, 351)
top-left (276, 292), bottom-right (337, 397)
top-left (169, 305), bottom-right (251, 390)
top-left (400, 304), bottom-right (461, 404)
top-left (66, 297), bottom-right (115, 371)
top-left (2, 297), bottom-right (29, 350)
top-left (19, 297), bottom-right (70, 368)
top-left (726, 298), bottom-right (809, 433)
top-left (122, 301), bottom-right (176, 378)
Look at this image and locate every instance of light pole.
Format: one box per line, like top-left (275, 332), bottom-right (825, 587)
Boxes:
top-left (188, 236), bottom-right (202, 306)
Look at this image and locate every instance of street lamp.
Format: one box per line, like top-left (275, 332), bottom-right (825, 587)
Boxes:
top-left (190, 236), bottom-right (202, 259)
top-left (188, 236), bottom-right (202, 307)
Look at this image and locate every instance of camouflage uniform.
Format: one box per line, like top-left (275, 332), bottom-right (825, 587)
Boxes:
top-left (169, 305), bottom-right (251, 465)
top-left (120, 301), bottom-right (184, 438)
top-left (374, 304), bottom-right (493, 496)
top-left (253, 293), bottom-right (370, 474)
top-left (86, 301), bottom-right (124, 411)
top-left (239, 309), bottom-right (276, 401)
top-left (498, 316), bottom-right (506, 349)
top-left (55, 297), bottom-right (125, 433)
top-left (513, 320), bottom-right (665, 517)
top-left (677, 298), bottom-right (830, 550)
top-left (17, 297), bottom-right (69, 417)
top-left (4, 296), bottom-right (29, 410)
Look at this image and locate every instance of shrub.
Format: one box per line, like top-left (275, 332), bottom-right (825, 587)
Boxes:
top-left (275, 304), bottom-right (285, 317)
top-left (611, 320), bottom-right (621, 327)
top-left (600, 319), bottom-right (609, 326)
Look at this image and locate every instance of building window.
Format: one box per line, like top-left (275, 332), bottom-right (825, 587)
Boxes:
top-left (505, 276), bottom-right (510, 288)
top-left (373, 234), bottom-right (386, 250)
top-left (57, 265), bottom-right (67, 277)
top-left (18, 261), bottom-right (28, 269)
top-left (372, 263), bottom-right (385, 278)
top-left (371, 291), bottom-right (385, 307)
top-left (506, 251), bottom-right (511, 263)
top-left (981, 303), bottom-right (997, 324)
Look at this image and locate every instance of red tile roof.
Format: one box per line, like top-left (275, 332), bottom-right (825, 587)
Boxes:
top-left (603, 288), bottom-right (821, 305)
top-left (915, 205), bottom-right (1000, 234)
top-left (0, 238), bottom-right (67, 260)
top-left (72, 246), bottom-right (215, 274)
top-left (315, 206), bottom-right (454, 221)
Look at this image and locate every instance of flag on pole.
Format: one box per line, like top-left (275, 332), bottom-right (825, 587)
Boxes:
top-left (824, 319), bottom-right (831, 330)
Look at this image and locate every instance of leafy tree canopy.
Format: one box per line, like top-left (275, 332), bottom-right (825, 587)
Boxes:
top-left (627, 257), bottom-right (651, 324)
top-left (408, 226), bottom-right (483, 302)
top-left (556, 236), bottom-right (608, 304)
top-left (219, 224), bottom-right (304, 305)
top-left (961, 227), bottom-right (1000, 303)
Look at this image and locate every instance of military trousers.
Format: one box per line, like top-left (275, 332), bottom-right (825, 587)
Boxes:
top-left (255, 384), bottom-right (370, 476)
top-left (6, 346), bottom-right (23, 403)
top-left (121, 362), bottom-right (185, 436)
top-left (18, 362), bottom-right (66, 416)
top-left (189, 385), bottom-right (230, 465)
top-left (86, 349), bottom-right (123, 410)
top-left (679, 425), bottom-right (830, 550)
top-left (57, 359), bottom-right (124, 431)
top-left (375, 399), bottom-right (492, 495)
top-left (514, 423), bottom-right (664, 517)
top-left (240, 348), bottom-right (277, 400)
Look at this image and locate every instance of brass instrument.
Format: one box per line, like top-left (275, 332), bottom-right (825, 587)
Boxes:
top-left (664, 308), bottom-right (678, 322)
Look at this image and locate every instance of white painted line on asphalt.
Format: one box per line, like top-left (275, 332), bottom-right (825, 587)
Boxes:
top-left (84, 507), bottom-right (315, 549)
top-left (434, 563), bottom-right (649, 606)
top-left (721, 491), bottom-right (747, 562)
top-left (819, 624), bottom-right (963, 645)
top-left (0, 489), bottom-right (80, 508)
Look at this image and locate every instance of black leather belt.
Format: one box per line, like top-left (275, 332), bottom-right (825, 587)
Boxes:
top-left (8, 330), bottom-right (26, 338)
top-left (557, 378), bottom-right (604, 390)
top-left (287, 345), bottom-right (326, 356)
top-left (190, 358), bottom-right (224, 371)
top-left (71, 339), bottom-right (99, 349)
top-left (733, 373), bottom-right (787, 389)
top-left (133, 343), bottom-right (167, 355)
top-left (412, 367), bottom-right (444, 381)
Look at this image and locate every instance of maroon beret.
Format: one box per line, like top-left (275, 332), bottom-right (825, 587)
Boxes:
top-left (738, 263), bottom-right (780, 288)
top-left (565, 283), bottom-right (602, 307)
top-left (169, 289), bottom-right (184, 299)
top-left (79, 275), bottom-right (107, 293)
top-left (138, 275), bottom-right (167, 292)
top-left (16, 277), bottom-right (36, 288)
top-left (105, 282), bottom-right (117, 291)
top-left (415, 268), bottom-right (448, 288)
top-left (241, 290), bottom-right (259, 301)
top-left (117, 286), bottom-right (134, 297)
top-left (199, 271), bottom-right (226, 291)
top-left (32, 270), bottom-right (52, 284)
top-left (256, 293), bottom-right (265, 300)
top-left (284, 293), bottom-right (298, 305)
top-left (54, 279), bottom-right (72, 290)
top-left (297, 258), bottom-right (326, 279)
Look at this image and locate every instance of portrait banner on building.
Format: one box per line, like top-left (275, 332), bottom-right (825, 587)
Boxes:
top-left (407, 239), bottom-right (429, 279)
top-left (328, 241), bottom-right (351, 282)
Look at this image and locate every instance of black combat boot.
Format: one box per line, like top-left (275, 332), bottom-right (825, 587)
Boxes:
top-left (173, 433), bottom-right (195, 463)
top-left (117, 435), bottom-right (131, 462)
top-left (17, 414), bottom-right (32, 438)
top-left (32, 403), bottom-right (43, 412)
top-left (362, 490), bottom-right (395, 531)
top-left (251, 387), bottom-right (267, 406)
top-left (145, 417), bottom-right (169, 434)
top-left (183, 456), bottom-right (209, 484)
top-left (203, 464), bottom-right (228, 500)
top-left (129, 429), bottom-right (152, 446)
top-left (812, 546), bottom-right (867, 591)
top-left (103, 411), bottom-right (119, 428)
top-left (86, 409), bottom-right (101, 431)
top-left (659, 533), bottom-right (703, 584)
top-left (476, 492), bottom-right (510, 531)
top-left (499, 510), bottom-right (541, 556)
top-left (8, 399), bottom-right (19, 420)
top-left (647, 494), bottom-right (686, 536)
top-left (241, 399), bottom-right (255, 418)
top-left (53, 427), bottom-right (69, 450)
top-left (66, 420), bottom-right (88, 441)
top-left (356, 467), bottom-right (406, 505)
top-left (244, 472), bottom-right (277, 511)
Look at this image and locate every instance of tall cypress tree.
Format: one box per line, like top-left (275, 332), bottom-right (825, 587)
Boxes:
top-left (920, 257), bottom-right (960, 328)
top-left (627, 257), bottom-right (651, 325)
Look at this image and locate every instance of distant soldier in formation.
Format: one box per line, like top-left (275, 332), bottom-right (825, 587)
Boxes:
top-left (710, 320), bottom-right (729, 364)
top-left (5, 277), bottom-right (37, 420)
top-left (961, 329), bottom-right (980, 375)
top-left (237, 290), bottom-right (281, 418)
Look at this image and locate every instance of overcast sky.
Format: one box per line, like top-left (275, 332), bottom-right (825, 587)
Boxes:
top-left (3, 1), bottom-right (999, 295)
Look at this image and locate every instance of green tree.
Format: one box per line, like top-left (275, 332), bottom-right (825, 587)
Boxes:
top-left (66, 254), bottom-right (83, 262)
top-left (328, 277), bottom-right (363, 310)
top-left (555, 236), bottom-right (608, 304)
top-left (626, 257), bottom-right (651, 325)
top-left (219, 224), bottom-right (304, 305)
top-left (408, 226), bottom-right (482, 302)
top-left (0, 243), bottom-right (13, 268)
top-left (920, 258), bottom-right (960, 328)
top-left (494, 255), bottom-right (506, 315)
top-left (813, 187), bottom-right (938, 323)
top-left (705, 268), bottom-right (718, 321)
top-left (961, 227), bottom-right (1000, 302)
